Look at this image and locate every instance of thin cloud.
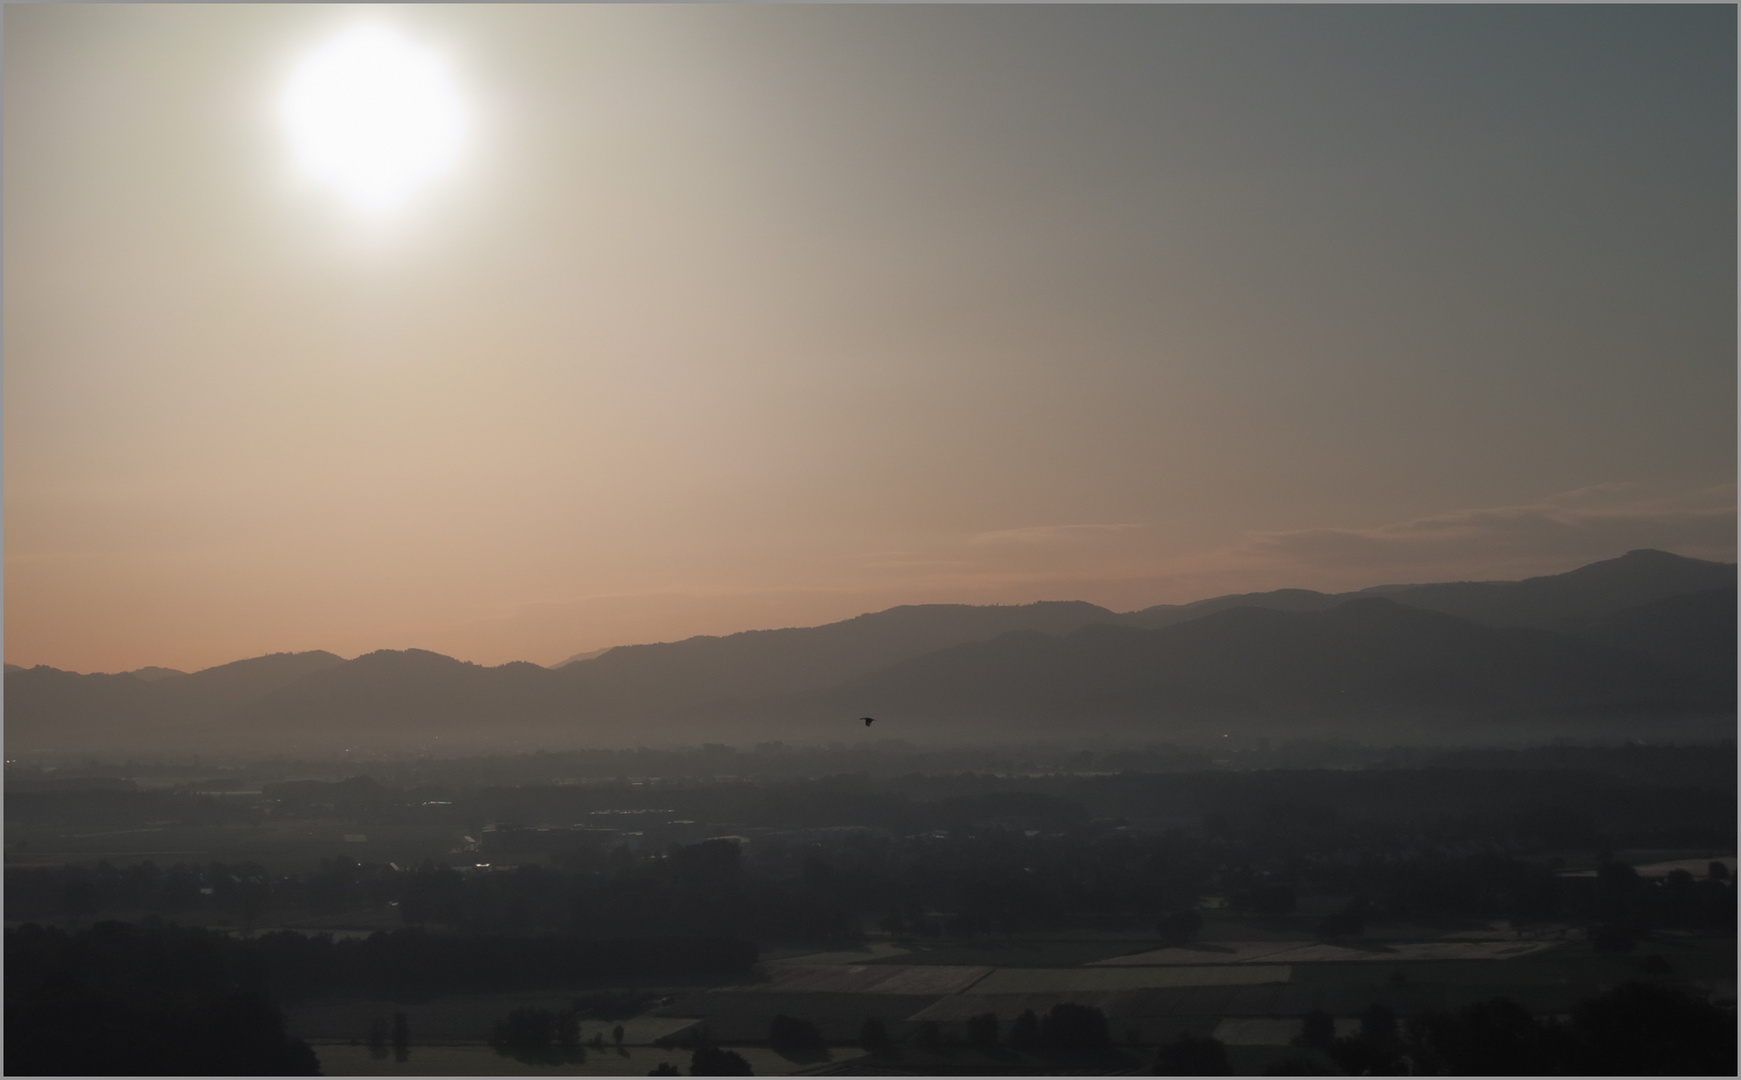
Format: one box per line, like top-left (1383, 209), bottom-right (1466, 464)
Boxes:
top-left (971, 523), bottom-right (1146, 546)
top-left (1239, 486), bottom-right (1736, 572)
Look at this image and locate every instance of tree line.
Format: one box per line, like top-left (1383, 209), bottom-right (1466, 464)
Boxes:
top-left (5, 919), bottom-right (759, 1075)
top-left (9, 831), bottom-right (1733, 944)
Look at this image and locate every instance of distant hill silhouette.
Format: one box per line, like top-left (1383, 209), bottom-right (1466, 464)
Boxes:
top-left (1125, 549), bottom-right (1735, 630)
top-left (554, 601), bottom-right (1119, 712)
top-left (1125, 587), bottom-right (1343, 629)
top-left (5, 552), bottom-right (1731, 754)
top-left (157, 650), bottom-right (347, 714)
top-left (791, 597), bottom-right (1718, 734)
top-left (1560, 588), bottom-right (1737, 692)
top-left (124, 666), bottom-right (187, 681)
top-left (4, 667), bottom-right (172, 745)
top-left (551, 647), bottom-right (613, 668)
top-left (5, 651), bottom-right (346, 750)
top-left (1371, 549), bottom-right (1737, 628)
top-left (230, 649), bottom-right (570, 745)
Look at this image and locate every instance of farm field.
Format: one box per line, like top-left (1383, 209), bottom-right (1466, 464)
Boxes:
top-left (277, 931), bottom-right (1736, 1063)
top-left (971, 964), bottom-right (1292, 993)
top-left (729, 964), bottom-right (994, 995)
top-left (656, 990), bottom-right (944, 1044)
top-left (778, 942), bottom-right (914, 965)
top-left (847, 918), bottom-right (1548, 970)
top-left (858, 934), bottom-right (1181, 969)
top-left (1256, 940), bottom-right (1556, 963)
top-left (635, 931), bottom-right (1735, 1065)
top-left (312, 1043), bottom-right (855, 1076)
top-left (9, 738), bottom-right (1733, 1075)
top-left (3, 819), bottom-right (468, 872)
top-left (1093, 940), bottom-right (1313, 965)
top-left (288, 996), bottom-right (702, 1045)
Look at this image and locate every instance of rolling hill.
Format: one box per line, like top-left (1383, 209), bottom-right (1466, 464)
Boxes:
top-left (1123, 549), bottom-right (1736, 630)
top-left (790, 597), bottom-right (1717, 735)
top-left (5, 551), bottom-right (1731, 754)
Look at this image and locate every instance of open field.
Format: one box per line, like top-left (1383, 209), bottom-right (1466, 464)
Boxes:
top-left (778, 942), bottom-right (914, 965)
top-left (1096, 938), bottom-right (1561, 965)
top-left (1094, 941), bottom-right (1320, 966)
top-left (971, 964), bottom-right (1292, 994)
top-left (278, 930), bottom-right (1736, 1059)
top-left (4, 819), bottom-right (469, 872)
top-left (9, 741), bottom-right (1734, 1074)
top-left (1263, 940), bottom-right (1556, 963)
top-left (656, 991), bottom-right (943, 1043)
top-left (312, 1043), bottom-right (858, 1077)
top-left (288, 997), bottom-right (702, 1045)
top-left (860, 934), bottom-right (1184, 968)
top-left (729, 964), bottom-right (994, 995)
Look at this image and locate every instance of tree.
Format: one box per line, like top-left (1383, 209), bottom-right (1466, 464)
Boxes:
top-left (859, 1017), bottom-right (890, 1055)
top-left (1360, 1004), bottom-right (1398, 1044)
top-left (491, 1007), bottom-right (568, 1064)
top-left (1008, 1009), bottom-right (1042, 1051)
top-left (488, 1005), bottom-right (591, 1065)
top-left (3, 923), bottom-right (320, 1077)
top-left (1157, 909), bottom-right (1204, 946)
top-left (1296, 1009), bottom-right (1334, 1050)
top-left (673, 840), bottom-right (741, 892)
top-left (966, 1012), bottom-right (1000, 1050)
top-left (1154, 1033), bottom-right (1231, 1075)
top-left (1324, 1005), bottom-right (1406, 1077)
top-left (689, 1045), bottom-right (753, 1076)
top-left (1233, 884), bottom-right (1296, 916)
top-left (1406, 997), bottom-right (1564, 1075)
top-left (1316, 896), bottom-right (1369, 940)
top-left (767, 1015), bottom-right (824, 1055)
top-left (1568, 980), bottom-right (1737, 1076)
top-left (649, 1064), bottom-right (681, 1076)
top-left (1589, 917), bottom-right (1647, 953)
top-left (1043, 1003), bottom-right (1110, 1053)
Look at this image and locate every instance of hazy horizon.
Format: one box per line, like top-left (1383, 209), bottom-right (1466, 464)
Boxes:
top-left (4, 545), bottom-right (1732, 677)
top-left (7, 5), bottom-right (1735, 674)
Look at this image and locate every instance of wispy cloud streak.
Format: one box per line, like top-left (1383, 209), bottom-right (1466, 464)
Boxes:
top-left (1238, 485), bottom-right (1736, 573)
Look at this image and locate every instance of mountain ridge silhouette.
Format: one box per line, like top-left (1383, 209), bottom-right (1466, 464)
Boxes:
top-left (6, 550), bottom-right (1731, 753)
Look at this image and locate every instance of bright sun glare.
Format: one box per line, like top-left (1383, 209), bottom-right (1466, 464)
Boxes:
top-left (283, 26), bottom-right (464, 212)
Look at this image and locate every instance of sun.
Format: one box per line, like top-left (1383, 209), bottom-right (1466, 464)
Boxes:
top-left (282, 26), bottom-right (465, 213)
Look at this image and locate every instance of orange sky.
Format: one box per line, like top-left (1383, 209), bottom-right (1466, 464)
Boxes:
top-left (5, 5), bottom-right (1735, 673)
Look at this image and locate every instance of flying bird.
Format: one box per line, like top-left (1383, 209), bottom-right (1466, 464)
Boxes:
top-left (861, 717), bottom-right (876, 727)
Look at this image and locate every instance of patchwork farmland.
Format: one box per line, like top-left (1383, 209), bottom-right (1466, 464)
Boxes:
top-left (9, 739), bottom-right (1735, 1074)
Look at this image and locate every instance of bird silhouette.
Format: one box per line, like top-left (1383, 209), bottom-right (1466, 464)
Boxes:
top-left (861, 717), bottom-right (876, 727)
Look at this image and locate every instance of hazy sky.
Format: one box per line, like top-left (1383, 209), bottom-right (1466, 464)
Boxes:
top-left (6, 5), bottom-right (1735, 673)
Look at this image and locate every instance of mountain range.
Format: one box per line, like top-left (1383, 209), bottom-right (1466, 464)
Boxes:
top-left (5, 549), bottom-right (1733, 754)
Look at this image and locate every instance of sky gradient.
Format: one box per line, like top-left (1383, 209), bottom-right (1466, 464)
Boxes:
top-left (5, 5), bottom-right (1735, 673)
